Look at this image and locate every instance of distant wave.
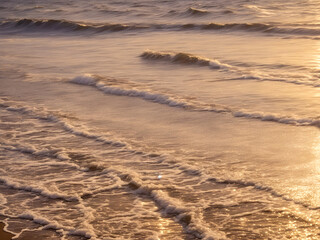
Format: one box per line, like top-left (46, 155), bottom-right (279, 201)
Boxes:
top-left (70, 74), bottom-right (320, 128)
top-left (185, 22), bottom-right (320, 36)
top-left (0, 18), bottom-right (148, 33)
top-left (1, 18), bottom-right (320, 37)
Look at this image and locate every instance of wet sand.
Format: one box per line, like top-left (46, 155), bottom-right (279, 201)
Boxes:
top-left (0, 222), bottom-right (14, 240)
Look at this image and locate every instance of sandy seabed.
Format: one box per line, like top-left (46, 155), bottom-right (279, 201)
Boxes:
top-left (0, 222), bottom-right (14, 240)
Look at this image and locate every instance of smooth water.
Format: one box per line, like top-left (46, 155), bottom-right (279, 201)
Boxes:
top-left (0, 0), bottom-right (320, 239)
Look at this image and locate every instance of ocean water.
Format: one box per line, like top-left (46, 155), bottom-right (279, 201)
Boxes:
top-left (0, 0), bottom-right (320, 239)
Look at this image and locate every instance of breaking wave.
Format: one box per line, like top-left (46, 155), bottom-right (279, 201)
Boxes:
top-left (70, 74), bottom-right (320, 128)
top-left (141, 50), bottom-right (232, 69)
top-left (141, 50), bottom-right (320, 87)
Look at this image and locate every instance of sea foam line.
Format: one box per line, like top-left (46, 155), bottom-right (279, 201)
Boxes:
top-left (117, 171), bottom-right (229, 240)
top-left (0, 98), bottom-right (127, 148)
top-left (0, 177), bottom-right (80, 202)
top-left (16, 211), bottom-right (97, 240)
top-left (70, 74), bottom-right (320, 128)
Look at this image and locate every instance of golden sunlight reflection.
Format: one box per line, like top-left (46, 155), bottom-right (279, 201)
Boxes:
top-left (157, 217), bottom-right (171, 236)
top-left (313, 133), bottom-right (320, 174)
top-left (311, 133), bottom-right (320, 206)
top-left (312, 39), bottom-right (320, 72)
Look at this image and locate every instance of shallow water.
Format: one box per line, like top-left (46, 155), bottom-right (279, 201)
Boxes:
top-left (0, 0), bottom-right (320, 239)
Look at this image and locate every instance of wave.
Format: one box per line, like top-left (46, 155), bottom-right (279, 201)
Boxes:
top-left (141, 50), bottom-right (232, 69)
top-left (1, 18), bottom-right (320, 37)
top-left (0, 18), bottom-right (148, 33)
top-left (189, 22), bottom-right (320, 36)
top-left (70, 74), bottom-right (320, 128)
top-left (141, 50), bottom-right (320, 87)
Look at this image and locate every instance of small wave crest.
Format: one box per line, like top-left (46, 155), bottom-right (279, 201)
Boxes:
top-left (185, 22), bottom-right (320, 36)
top-left (202, 22), bottom-right (271, 31)
top-left (140, 50), bottom-right (231, 69)
top-left (186, 7), bottom-right (209, 16)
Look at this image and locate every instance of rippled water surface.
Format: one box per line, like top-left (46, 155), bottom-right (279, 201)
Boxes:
top-left (0, 0), bottom-right (320, 239)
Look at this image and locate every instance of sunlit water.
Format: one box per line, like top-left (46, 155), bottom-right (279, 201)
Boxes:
top-left (0, 0), bottom-right (320, 239)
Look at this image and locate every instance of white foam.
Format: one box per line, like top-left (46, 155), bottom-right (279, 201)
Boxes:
top-left (0, 177), bottom-right (80, 202)
top-left (0, 98), bottom-right (128, 148)
top-left (71, 74), bottom-right (188, 108)
top-left (116, 170), bottom-right (229, 240)
top-left (17, 211), bottom-right (97, 239)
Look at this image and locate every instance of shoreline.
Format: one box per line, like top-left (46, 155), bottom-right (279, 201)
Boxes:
top-left (0, 222), bottom-right (14, 240)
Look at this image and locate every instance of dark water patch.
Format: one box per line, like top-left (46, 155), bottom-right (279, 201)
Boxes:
top-left (222, 9), bottom-right (234, 14)
top-left (0, 222), bottom-right (14, 240)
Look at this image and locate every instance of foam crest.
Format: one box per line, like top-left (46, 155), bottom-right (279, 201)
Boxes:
top-left (71, 74), bottom-right (189, 108)
top-left (70, 75), bottom-right (320, 128)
